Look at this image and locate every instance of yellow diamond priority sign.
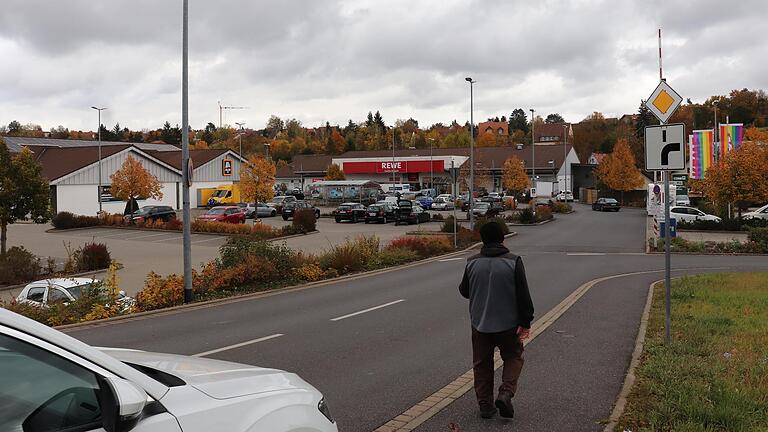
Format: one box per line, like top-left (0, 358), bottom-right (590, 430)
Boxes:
top-left (645, 80), bottom-right (682, 123)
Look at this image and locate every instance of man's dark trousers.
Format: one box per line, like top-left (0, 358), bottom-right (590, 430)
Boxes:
top-left (471, 327), bottom-right (525, 405)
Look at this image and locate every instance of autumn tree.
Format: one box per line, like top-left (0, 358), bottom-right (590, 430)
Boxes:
top-left (701, 142), bottom-right (768, 215)
top-left (0, 143), bottom-right (50, 256)
top-left (594, 138), bottom-right (644, 204)
top-left (240, 156), bottom-right (276, 204)
top-left (325, 163), bottom-right (346, 180)
top-left (501, 156), bottom-right (529, 196)
top-left (110, 156), bottom-right (163, 202)
top-left (545, 113), bottom-right (565, 124)
top-left (476, 131), bottom-right (498, 147)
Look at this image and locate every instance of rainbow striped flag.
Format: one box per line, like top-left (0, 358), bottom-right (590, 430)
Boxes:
top-left (690, 129), bottom-right (713, 179)
top-left (719, 123), bottom-right (744, 153)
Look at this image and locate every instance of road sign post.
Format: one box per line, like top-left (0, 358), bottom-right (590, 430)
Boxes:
top-left (644, 81), bottom-right (683, 344)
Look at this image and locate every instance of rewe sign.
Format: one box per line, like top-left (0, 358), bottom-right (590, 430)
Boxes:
top-left (380, 161), bottom-right (402, 171)
top-left (342, 160), bottom-right (444, 174)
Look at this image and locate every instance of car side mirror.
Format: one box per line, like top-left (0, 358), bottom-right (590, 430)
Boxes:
top-left (99, 376), bottom-right (147, 432)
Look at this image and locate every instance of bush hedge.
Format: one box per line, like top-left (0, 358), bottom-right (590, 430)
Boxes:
top-left (650, 237), bottom-right (768, 254)
top-left (474, 217), bottom-right (510, 235)
top-left (51, 212), bottom-right (101, 230)
top-left (76, 242), bottom-right (111, 271)
top-left (677, 218), bottom-right (768, 232)
top-left (0, 247), bottom-right (41, 285)
top-left (292, 208), bottom-right (317, 233)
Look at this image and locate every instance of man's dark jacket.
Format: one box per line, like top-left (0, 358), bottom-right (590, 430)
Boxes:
top-left (459, 243), bottom-right (534, 333)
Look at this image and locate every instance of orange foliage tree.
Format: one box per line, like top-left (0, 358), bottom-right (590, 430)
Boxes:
top-left (240, 156), bottom-right (276, 204)
top-left (595, 138), bottom-right (644, 204)
top-left (501, 156), bottom-right (529, 195)
top-left (476, 131), bottom-right (497, 147)
top-left (110, 155), bottom-right (163, 201)
top-left (701, 142), bottom-right (768, 214)
top-left (325, 163), bottom-right (346, 180)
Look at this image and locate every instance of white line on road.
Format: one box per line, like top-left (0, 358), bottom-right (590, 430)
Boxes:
top-left (437, 257), bottom-right (465, 262)
top-left (150, 235), bottom-right (186, 243)
top-left (330, 299), bottom-right (405, 322)
top-left (193, 333), bottom-right (284, 357)
top-left (191, 236), bottom-right (228, 244)
top-left (91, 231), bottom-right (145, 239)
top-left (128, 232), bottom-right (181, 240)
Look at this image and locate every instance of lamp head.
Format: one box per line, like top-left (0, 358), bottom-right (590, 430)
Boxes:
top-left (465, 77), bottom-right (473, 83)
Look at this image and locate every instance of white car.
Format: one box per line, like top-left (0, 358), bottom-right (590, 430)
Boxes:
top-left (743, 204), bottom-right (768, 221)
top-left (556, 191), bottom-right (574, 202)
top-left (0, 307), bottom-right (337, 432)
top-left (667, 206), bottom-right (722, 223)
top-left (431, 197), bottom-right (455, 211)
top-left (675, 195), bottom-right (691, 206)
top-left (435, 194), bottom-right (454, 201)
top-left (17, 278), bottom-right (135, 312)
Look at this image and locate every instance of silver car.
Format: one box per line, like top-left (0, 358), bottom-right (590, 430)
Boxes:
top-left (0, 308), bottom-right (338, 432)
top-left (256, 202), bottom-right (278, 217)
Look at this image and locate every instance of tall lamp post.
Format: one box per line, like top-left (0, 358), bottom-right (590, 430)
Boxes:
top-left (91, 106), bottom-right (107, 213)
top-left (264, 142), bottom-right (271, 160)
top-left (530, 108), bottom-right (536, 214)
top-left (465, 77), bottom-right (476, 229)
top-left (181, 0), bottom-right (193, 303)
top-left (712, 100), bottom-right (719, 161)
top-left (562, 124), bottom-right (568, 194)
top-left (428, 137), bottom-right (435, 193)
top-left (235, 121), bottom-right (245, 182)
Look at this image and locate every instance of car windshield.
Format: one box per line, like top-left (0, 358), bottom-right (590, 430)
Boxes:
top-left (273, 197), bottom-right (286, 203)
top-left (475, 203), bottom-right (490, 208)
top-left (133, 207), bottom-right (153, 216)
top-left (207, 208), bottom-right (226, 215)
top-left (338, 205), bottom-right (351, 210)
top-left (64, 283), bottom-right (91, 299)
top-left (604, 199), bottom-right (618, 203)
top-left (368, 205), bottom-right (380, 210)
top-left (212, 190), bottom-right (228, 198)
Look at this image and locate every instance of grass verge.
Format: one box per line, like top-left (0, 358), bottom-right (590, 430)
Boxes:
top-left (618, 273), bottom-right (768, 431)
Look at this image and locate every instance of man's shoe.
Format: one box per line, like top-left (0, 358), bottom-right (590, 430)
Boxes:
top-left (479, 402), bottom-right (496, 419)
top-left (495, 391), bottom-right (514, 418)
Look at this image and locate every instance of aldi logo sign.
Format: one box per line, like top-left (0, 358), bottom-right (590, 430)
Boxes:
top-left (222, 159), bottom-right (233, 176)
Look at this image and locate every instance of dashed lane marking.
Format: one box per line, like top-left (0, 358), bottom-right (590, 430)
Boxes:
top-left (330, 299), bottom-right (405, 322)
top-left (193, 333), bottom-right (284, 357)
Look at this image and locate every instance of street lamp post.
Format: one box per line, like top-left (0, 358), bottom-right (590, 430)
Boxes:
top-left (181, 0), bottom-right (193, 303)
top-left (530, 108), bottom-right (536, 214)
top-left (562, 124), bottom-right (568, 194)
top-left (466, 77), bottom-right (476, 229)
top-left (713, 100), bottom-right (719, 161)
top-left (428, 137), bottom-right (435, 193)
top-left (90, 107), bottom-right (107, 213)
top-left (264, 143), bottom-right (271, 160)
top-left (235, 122), bottom-right (245, 181)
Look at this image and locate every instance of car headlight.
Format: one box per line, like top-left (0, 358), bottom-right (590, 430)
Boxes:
top-left (318, 397), bottom-right (334, 423)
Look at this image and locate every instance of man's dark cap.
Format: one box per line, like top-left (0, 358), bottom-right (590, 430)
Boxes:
top-left (479, 221), bottom-right (505, 244)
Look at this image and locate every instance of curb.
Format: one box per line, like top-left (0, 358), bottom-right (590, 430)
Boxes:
top-left (603, 279), bottom-right (658, 432)
top-left (507, 217), bottom-right (554, 227)
top-left (647, 250), bottom-right (767, 257)
top-left (0, 268), bottom-right (110, 293)
top-left (47, 225), bottom-right (318, 241)
top-left (56, 232), bottom-right (516, 331)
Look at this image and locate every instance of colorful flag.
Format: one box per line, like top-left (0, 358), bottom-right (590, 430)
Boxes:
top-left (719, 123), bottom-right (744, 152)
top-left (690, 129), bottom-right (713, 180)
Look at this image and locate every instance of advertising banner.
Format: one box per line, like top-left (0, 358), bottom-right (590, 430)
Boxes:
top-left (690, 129), bottom-right (713, 180)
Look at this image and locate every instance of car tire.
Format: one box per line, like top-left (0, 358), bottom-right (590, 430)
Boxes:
top-left (271, 210), bottom-right (276, 217)
top-left (335, 218), bottom-right (341, 223)
top-left (352, 215), bottom-right (358, 223)
top-left (282, 216), bottom-right (289, 221)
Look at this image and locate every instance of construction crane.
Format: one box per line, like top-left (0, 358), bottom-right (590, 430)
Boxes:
top-left (218, 101), bottom-right (248, 128)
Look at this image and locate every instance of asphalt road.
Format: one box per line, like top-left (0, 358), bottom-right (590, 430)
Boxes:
top-left (63, 204), bottom-right (768, 431)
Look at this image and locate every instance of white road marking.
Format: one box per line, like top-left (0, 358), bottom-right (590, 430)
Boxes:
top-left (91, 231), bottom-right (144, 239)
top-left (191, 236), bottom-right (227, 244)
top-left (150, 235), bottom-right (186, 243)
top-left (128, 232), bottom-right (180, 240)
top-left (330, 299), bottom-right (405, 322)
top-left (193, 333), bottom-right (284, 357)
top-left (437, 257), bottom-right (465, 262)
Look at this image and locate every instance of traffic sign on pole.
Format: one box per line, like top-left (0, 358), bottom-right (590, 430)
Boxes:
top-left (645, 123), bottom-right (686, 171)
top-left (645, 80), bottom-right (683, 123)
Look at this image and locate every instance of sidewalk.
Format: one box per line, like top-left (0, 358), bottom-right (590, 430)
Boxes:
top-left (411, 272), bottom-right (656, 432)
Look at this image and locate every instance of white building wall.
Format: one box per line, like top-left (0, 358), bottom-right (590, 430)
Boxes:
top-left (56, 183), bottom-right (178, 216)
top-left (555, 148), bottom-right (581, 193)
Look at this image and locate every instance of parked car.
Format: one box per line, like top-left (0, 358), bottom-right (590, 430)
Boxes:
top-left (414, 195), bottom-right (434, 209)
top-left (431, 197), bottom-right (455, 211)
top-left (0, 307), bottom-right (338, 432)
top-left (675, 194), bottom-right (691, 206)
top-left (282, 201), bottom-right (320, 220)
top-left (365, 203), bottom-right (397, 223)
top-left (743, 203), bottom-right (768, 221)
top-left (592, 198), bottom-right (621, 212)
top-left (469, 202), bottom-right (503, 218)
top-left (435, 194), bottom-right (454, 202)
top-left (333, 202), bottom-right (367, 223)
top-left (124, 205), bottom-right (177, 224)
top-left (236, 202), bottom-right (257, 219)
top-left (486, 192), bottom-right (503, 202)
top-left (16, 278), bottom-right (135, 312)
top-left (286, 188), bottom-right (305, 200)
top-left (267, 196), bottom-right (297, 214)
top-left (556, 191), bottom-right (574, 202)
top-left (255, 202), bottom-right (277, 217)
top-left (196, 206), bottom-right (246, 224)
top-left (667, 206), bottom-right (721, 223)
top-left (395, 201), bottom-right (430, 225)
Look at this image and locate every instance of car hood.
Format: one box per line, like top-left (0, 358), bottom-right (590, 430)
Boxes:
top-left (198, 214), bottom-right (221, 219)
top-left (101, 349), bottom-right (314, 400)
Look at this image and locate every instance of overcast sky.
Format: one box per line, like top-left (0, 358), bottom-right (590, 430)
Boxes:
top-left (1, 0), bottom-right (766, 132)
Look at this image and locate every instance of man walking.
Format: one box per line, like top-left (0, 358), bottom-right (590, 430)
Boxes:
top-left (459, 221), bottom-right (534, 419)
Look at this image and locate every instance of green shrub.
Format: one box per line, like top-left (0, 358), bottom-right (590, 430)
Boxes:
top-left (218, 236), bottom-right (297, 274)
top-left (441, 216), bottom-right (457, 233)
top-left (0, 246), bottom-right (41, 285)
top-left (51, 212), bottom-right (76, 229)
top-left (519, 208), bottom-right (535, 224)
top-left (431, 213), bottom-right (444, 221)
top-left (677, 218), bottom-right (768, 231)
top-left (747, 227), bottom-right (768, 247)
top-left (76, 242), bottom-right (111, 271)
top-left (552, 202), bottom-right (572, 213)
top-left (292, 208), bottom-right (317, 233)
top-left (474, 217), bottom-right (510, 235)
top-left (319, 236), bottom-right (380, 274)
top-left (387, 236), bottom-right (453, 258)
top-left (370, 247), bottom-right (420, 268)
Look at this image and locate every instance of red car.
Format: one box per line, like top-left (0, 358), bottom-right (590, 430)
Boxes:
top-left (196, 206), bottom-right (246, 224)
